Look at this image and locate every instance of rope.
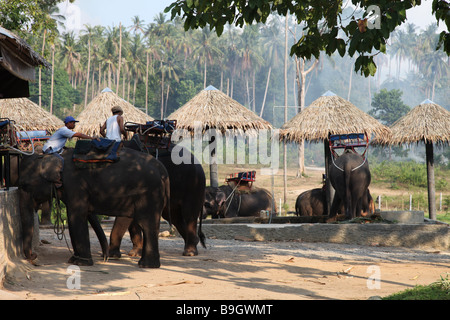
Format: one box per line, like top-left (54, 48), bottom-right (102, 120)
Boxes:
top-left (222, 177), bottom-right (243, 217)
top-left (331, 154), bottom-right (367, 172)
top-left (51, 183), bottom-right (72, 254)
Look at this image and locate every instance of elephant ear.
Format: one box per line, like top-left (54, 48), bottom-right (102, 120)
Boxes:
top-left (40, 155), bottom-right (63, 184)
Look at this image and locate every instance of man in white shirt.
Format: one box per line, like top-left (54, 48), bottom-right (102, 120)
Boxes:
top-left (100, 106), bottom-right (126, 142)
top-left (43, 116), bottom-right (97, 154)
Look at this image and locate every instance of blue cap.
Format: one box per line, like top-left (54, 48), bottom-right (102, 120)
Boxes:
top-left (64, 116), bottom-right (79, 124)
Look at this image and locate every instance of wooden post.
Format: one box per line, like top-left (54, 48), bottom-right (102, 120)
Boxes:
top-left (209, 135), bottom-right (218, 188)
top-left (426, 141), bottom-right (436, 220)
top-left (324, 138), bottom-right (334, 215)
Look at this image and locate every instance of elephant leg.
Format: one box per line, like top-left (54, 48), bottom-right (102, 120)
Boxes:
top-left (67, 209), bottom-right (93, 266)
top-left (88, 214), bottom-right (108, 260)
top-left (168, 204), bottom-right (200, 256)
top-left (128, 220), bottom-right (143, 257)
top-left (109, 217), bottom-right (133, 258)
top-left (136, 210), bottom-right (161, 268)
top-left (39, 201), bottom-right (52, 225)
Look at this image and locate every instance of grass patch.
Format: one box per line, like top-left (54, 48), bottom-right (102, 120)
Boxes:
top-left (383, 274), bottom-right (450, 300)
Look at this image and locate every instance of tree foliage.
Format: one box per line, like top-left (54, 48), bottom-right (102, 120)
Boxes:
top-left (0, 0), bottom-right (73, 40)
top-left (166, 0), bottom-right (449, 77)
top-left (369, 89), bottom-right (410, 126)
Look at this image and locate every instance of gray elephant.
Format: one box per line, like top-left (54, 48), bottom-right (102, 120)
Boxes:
top-left (108, 135), bottom-right (206, 258)
top-left (204, 185), bottom-right (275, 218)
top-left (295, 187), bottom-right (374, 217)
top-left (328, 149), bottom-right (371, 220)
top-left (18, 147), bottom-right (170, 268)
top-left (295, 188), bottom-right (327, 216)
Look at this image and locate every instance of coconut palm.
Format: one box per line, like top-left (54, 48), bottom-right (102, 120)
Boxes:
top-left (259, 16), bottom-right (284, 117)
top-left (192, 27), bottom-right (223, 88)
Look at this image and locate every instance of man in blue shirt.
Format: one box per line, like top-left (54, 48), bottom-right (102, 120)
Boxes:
top-left (42, 116), bottom-right (97, 187)
top-left (43, 116), bottom-right (97, 154)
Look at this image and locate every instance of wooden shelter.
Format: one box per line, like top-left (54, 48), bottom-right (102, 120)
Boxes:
top-left (0, 26), bottom-right (50, 99)
top-left (76, 88), bottom-right (153, 137)
top-left (168, 85), bottom-right (273, 187)
top-left (279, 91), bottom-right (391, 214)
top-left (372, 99), bottom-right (450, 220)
top-left (0, 98), bottom-right (63, 131)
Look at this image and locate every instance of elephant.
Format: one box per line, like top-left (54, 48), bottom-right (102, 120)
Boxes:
top-left (9, 152), bottom-right (52, 225)
top-left (295, 188), bottom-right (327, 216)
top-left (107, 134), bottom-right (206, 258)
top-left (328, 149), bottom-right (371, 220)
top-left (295, 186), bottom-right (374, 217)
top-left (204, 185), bottom-right (275, 218)
top-left (18, 146), bottom-right (170, 268)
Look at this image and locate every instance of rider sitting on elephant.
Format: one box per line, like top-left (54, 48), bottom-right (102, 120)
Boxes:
top-left (100, 106), bottom-right (127, 142)
top-left (42, 116), bottom-right (98, 186)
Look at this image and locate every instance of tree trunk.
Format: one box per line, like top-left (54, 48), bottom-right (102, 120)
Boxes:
top-left (39, 29), bottom-right (46, 108)
top-left (252, 70), bottom-right (256, 113)
top-left (283, 14), bottom-right (288, 206)
top-left (116, 23), bottom-right (122, 93)
top-left (260, 66), bottom-right (271, 117)
top-left (84, 36), bottom-right (91, 108)
top-left (426, 142), bottom-right (436, 220)
top-left (204, 60), bottom-right (207, 88)
top-left (161, 61), bottom-right (164, 119)
top-left (347, 59), bottom-right (353, 100)
top-left (145, 51), bottom-right (149, 114)
top-left (50, 45), bottom-right (55, 114)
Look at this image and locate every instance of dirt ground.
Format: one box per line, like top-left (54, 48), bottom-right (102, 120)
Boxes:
top-left (2, 227), bottom-right (449, 301)
top-left (1, 167), bottom-right (449, 301)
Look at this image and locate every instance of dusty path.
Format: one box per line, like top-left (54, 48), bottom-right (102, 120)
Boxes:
top-left (2, 226), bottom-right (449, 301)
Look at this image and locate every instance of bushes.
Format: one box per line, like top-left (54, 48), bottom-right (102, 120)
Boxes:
top-left (371, 161), bottom-right (448, 190)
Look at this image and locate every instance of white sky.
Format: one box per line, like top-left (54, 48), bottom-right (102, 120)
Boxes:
top-left (59, 0), bottom-right (444, 34)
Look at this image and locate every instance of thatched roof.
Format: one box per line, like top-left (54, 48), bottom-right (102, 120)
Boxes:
top-left (0, 98), bottom-right (63, 131)
top-left (279, 91), bottom-right (391, 142)
top-left (76, 88), bottom-right (153, 137)
top-left (373, 99), bottom-right (450, 146)
top-left (168, 85), bottom-right (273, 135)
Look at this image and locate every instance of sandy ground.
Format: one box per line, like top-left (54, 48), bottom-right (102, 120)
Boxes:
top-left (1, 167), bottom-right (449, 301)
top-left (2, 226), bottom-right (449, 301)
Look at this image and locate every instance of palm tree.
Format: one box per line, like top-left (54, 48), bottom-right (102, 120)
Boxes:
top-left (80, 24), bottom-right (95, 108)
top-left (192, 27), bottom-right (223, 88)
top-left (157, 47), bottom-right (182, 118)
top-left (259, 15), bottom-right (284, 117)
top-left (239, 24), bottom-right (263, 110)
top-left (129, 15), bottom-right (146, 34)
top-left (59, 31), bottom-right (81, 87)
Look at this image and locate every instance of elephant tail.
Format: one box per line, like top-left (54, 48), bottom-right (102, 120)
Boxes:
top-left (163, 175), bottom-right (171, 226)
top-left (198, 211), bottom-right (206, 249)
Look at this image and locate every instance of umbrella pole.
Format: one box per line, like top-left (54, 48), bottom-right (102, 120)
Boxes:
top-left (324, 138), bottom-right (335, 215)
top-left (426, 141), bottom-right (436, 220)
top-left (209, 136), bottom-right (219, 188)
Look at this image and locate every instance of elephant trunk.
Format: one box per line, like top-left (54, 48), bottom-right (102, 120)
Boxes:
top-left (19, 189), bottom-right (37, 261)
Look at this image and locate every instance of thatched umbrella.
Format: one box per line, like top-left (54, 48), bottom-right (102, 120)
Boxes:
top-left (76, 88), bottom-right (153, 137)
top-left (168, 85), bottom-right (273, 187)
top-left (279, 91), bottom-right (391, 214)
top-left (372, 99), bottom-right (450, 220)
top-left (0, 97), bottom-right (63, 131)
